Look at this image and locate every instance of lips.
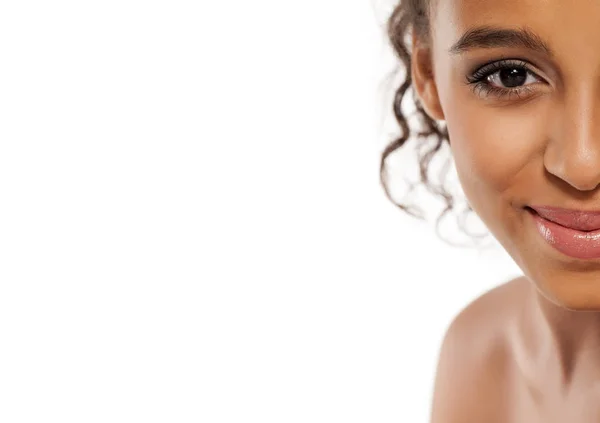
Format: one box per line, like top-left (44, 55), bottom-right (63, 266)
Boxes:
top-left (528, 206), bottom-right (600, 232)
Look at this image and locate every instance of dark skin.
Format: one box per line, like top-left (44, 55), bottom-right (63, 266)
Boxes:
top-left (411, 0), bottom-right (600, 421)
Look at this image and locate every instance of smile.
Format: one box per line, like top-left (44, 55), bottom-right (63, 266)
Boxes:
top-left (527, 206), bottom-right (600, 260)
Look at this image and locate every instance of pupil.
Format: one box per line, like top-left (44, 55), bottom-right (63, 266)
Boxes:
top-left (499, 68), bottom-right (527, 88)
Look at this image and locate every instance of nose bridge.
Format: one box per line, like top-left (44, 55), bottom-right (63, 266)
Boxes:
top-left (545, 82), bottom-right (600, 191)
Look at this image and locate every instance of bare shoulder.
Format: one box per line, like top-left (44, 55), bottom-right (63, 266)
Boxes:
top-left (429, 275), bottom-right (528, 423)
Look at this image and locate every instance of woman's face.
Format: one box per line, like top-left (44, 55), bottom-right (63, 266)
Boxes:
top-left (413, 0), bottom-right (600, 310)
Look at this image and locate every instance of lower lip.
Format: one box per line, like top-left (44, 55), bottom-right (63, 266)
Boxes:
top-left (528, 208), bottom-right (600, 259)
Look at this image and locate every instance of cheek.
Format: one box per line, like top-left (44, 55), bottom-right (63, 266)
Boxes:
top-left (447, 102), bottom-right (542, 198)
top-left (439, 86), bottom-right (549, 248)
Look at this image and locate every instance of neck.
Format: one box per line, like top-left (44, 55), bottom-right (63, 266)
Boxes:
top-left (527, 280), bottom-right (600, 388)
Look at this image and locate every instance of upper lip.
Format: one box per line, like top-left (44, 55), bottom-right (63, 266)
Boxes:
top-left (528, 206), bottom-right (600, 231)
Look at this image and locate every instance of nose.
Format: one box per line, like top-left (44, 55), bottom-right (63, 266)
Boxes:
top-left (544, 87), bottom-right (600, 191)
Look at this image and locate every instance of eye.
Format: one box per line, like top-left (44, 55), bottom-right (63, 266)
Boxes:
top-left (465, 59), bottom-right (544, 100)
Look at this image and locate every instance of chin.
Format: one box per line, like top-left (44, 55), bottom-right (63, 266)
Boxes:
top-left (534, 275), bottom-right (600, 311)
top-left (511, 207), bottom-right (600, 312)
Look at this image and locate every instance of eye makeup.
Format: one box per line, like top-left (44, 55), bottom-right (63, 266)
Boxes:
top-left (464, 58), bottom-right (545, 100)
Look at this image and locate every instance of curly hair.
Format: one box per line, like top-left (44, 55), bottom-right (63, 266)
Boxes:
top-left (379, 0), bottom-right (488, 246)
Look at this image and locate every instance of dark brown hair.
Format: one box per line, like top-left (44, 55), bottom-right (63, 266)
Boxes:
top-left (380, 0), bottom-right (487, 246)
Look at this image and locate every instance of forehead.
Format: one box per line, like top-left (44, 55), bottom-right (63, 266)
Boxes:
top-left (433, 0), bottom-right (600, 57)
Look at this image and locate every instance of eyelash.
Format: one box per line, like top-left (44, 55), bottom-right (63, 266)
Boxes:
top-left (465, 59), bottom-right (542, 100)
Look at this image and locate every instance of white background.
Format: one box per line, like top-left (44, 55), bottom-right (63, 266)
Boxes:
top-left (0, 1), bottom-right (522, 422)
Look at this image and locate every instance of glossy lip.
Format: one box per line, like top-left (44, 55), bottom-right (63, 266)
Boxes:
top-left (527, 207), bottom-right (600, 260)
top-left (528, 205), bottom-right (600, 232)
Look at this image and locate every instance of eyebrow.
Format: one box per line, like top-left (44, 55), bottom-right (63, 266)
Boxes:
top-left (448, 25), bottom-right (554, 58)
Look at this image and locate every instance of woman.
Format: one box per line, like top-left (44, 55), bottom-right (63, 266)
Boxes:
top-left (381, 0), bottom-right (600, 421)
